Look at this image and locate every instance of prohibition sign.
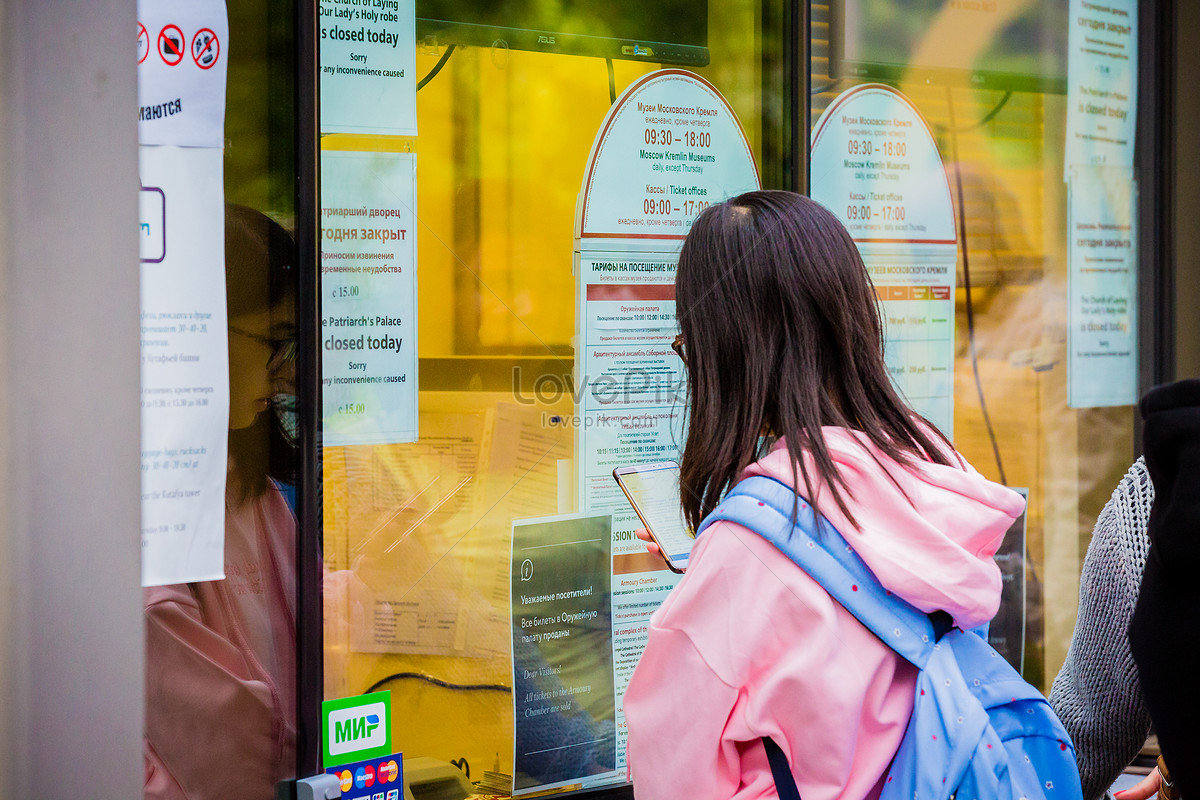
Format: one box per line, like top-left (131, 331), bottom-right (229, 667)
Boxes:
top-left (158, 24), bottom-right (184, 66)
top-left (137, 23), bottom-right (149, 64)
top-left (192, 29), bottom-right (220, 69)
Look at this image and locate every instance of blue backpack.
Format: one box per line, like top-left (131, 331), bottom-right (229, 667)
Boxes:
top-left (696, 476), bottom-right (1083, 800)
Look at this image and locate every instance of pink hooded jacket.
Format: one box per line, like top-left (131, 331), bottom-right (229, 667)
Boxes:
top-left (624, 429), bottom-right (1025, 800)
top-left (143, 484), bottom-right (297, 799)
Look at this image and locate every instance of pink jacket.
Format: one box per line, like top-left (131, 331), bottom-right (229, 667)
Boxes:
top-left (144, 484), bottom-right (297, 799)
top-left (624, 429), bottom-right (1025, 800)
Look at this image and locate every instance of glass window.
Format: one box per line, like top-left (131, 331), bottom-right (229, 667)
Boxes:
top-left (319, 2), bottom-right (792, 794)
top-left (810, 0), bottom-right (1139, 688)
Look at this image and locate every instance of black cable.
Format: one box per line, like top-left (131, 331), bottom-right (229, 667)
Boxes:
top-left (810, 78), bottom-right (841, 96)
top-left (365, 671), bottom-right (512, 696)
top-left (416, 44), bottom-right (456, 91)
top-left (606, 58), bottom-right (616, 104)
top-left (945, 86), bottom-right (1007, 486)
top-left (935, 90), bottom-right (1012, 135)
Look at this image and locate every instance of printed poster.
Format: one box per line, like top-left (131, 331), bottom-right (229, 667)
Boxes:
top-left (137, 0), bottom-right (229, 147)
top-left (1064, 0), bottom-right (1137, 176)
top-left (810, 84), bottom-right (959, 436)
top-left (319, 0), bottom-right (417, 136)
top-left (321, 150), bottom-right (419, 446)
top-left (139, 146), bottom-right (230, 586)
top-left (511, 514), bottom-right (618, 796)
top-left (1067, 167), bottom-right (1138, 408)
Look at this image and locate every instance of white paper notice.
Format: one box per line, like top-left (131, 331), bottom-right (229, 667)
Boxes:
top-left (319, 0), bottom-right (417, 136)
top-left (137, 0), bottom-right (229, 147)
top-left (1067, 167), bottom-right (1138, 408)
top-left (1064, 0), bottom-right (1137, 176)
top-left (578, 71), bottom-right (759, 244)
top-left (140, 145), bottom-right (230, 586)
top-left (573, 69), bottom-right (760, 771)
top-left (321, 150), bottom-right (418, 446)
top-left (810, 84), bottom-right (959, 436)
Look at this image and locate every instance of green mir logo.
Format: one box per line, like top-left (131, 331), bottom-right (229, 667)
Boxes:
top-left (335, 712), bottom-right (380, 743)
top-left (325, 695), bottom-right (390, 760)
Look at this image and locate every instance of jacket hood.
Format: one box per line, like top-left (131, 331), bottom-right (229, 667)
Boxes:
top-left (741, 428), bottom-right (1026, 630)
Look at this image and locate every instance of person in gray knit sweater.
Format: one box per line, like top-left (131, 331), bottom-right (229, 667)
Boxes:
top-left (1048, 458), bottom-right (1154, 800)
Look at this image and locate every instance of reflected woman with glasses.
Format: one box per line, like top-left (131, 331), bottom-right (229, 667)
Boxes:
top-left (145, 205), bottom-right (299, 799)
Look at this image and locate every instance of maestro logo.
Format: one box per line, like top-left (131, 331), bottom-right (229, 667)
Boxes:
top-left (322, 691), bottom-right (393, 763)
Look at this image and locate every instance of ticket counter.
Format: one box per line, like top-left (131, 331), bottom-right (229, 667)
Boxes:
top-left (129, 0), bottom-right (1175, 797)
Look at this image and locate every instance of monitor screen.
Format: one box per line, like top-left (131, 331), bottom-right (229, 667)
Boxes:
top-left (830, 0), bottom-right (1068, 93)
top-left (416, 0), bottom-right (709, 67)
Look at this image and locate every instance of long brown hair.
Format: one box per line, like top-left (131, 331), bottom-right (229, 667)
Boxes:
top-left (675, 190), bottom-right (954, 531)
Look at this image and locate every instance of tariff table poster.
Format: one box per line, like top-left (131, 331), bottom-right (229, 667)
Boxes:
top-left (321, 150), bottom-right (418, 446)
top-left (573, 69), bottom-right (760, 771)
top-left (319, 0), bottom-right (416, 136)
top-left (139, 146), bottom-right (230, 586)
top-left (573, 253), bottom-right (686, 772)
top-left (1067, 167), bottom-right (1138, 408)
top-left (810, 84), bottom-right (959, 436)
top-left (1064, 0), bottom-right (1137, 176)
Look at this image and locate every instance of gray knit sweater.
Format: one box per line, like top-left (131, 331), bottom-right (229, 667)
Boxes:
top-left (1048, 458), bottom-right (1154, 800)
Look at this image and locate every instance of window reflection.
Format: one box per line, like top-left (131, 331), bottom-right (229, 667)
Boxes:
top-left (144, 206), bottom-right (298, 799)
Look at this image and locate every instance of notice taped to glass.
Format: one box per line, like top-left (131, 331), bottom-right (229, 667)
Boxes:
top-left (139, 145), bottom-right (230, 586)
top-left (1064, 0), bottom-right (1137, 176)
top-left (810, 84), bottom-right (959, 436)
top-left (137, 0), bottom-right (229, 147)
top-left (511, 513), bottom-right (619, 796)
top-left (319, 0), bottom-right (416, 135)
top-left (1067, 166), bottom-right (1137, 408)
top-left (576, 69), bottom-right (759, 243)
top-left (321, 150), bottom-right (418, 446)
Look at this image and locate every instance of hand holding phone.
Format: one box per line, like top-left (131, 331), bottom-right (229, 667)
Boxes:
top-left (613, 461), bottom-right (694, 573)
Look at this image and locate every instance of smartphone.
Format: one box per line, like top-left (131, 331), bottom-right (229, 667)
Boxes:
top-left (612, 461), bottom-right (694, 573)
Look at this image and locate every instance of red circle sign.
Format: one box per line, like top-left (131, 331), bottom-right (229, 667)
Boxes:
top-left (157, 25), bottom-right (184, 66)
top-left (137, 23), bottom-right (149, 64)
top-left (191, 28), bottom-right (220, 69)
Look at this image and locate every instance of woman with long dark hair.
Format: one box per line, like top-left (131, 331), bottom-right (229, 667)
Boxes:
top-left (623, 191), bottom-right (1026, 799)
top-left (144, 205), bottom-right (298, 799)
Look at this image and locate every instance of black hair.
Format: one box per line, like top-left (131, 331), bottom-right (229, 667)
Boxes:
top-left (224, 204), bottom-right (297, 504)
top-left (674, 190), bottom-right (955, 531)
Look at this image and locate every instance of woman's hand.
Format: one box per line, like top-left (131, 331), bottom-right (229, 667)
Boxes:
top-left (1113, 768), bottom-right (1160, 800)
top-left (634, 528), bottom-right (661, 557)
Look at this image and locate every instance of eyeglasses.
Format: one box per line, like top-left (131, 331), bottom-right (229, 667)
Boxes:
top-left (229, 325), bottom-right (297, 371)
top-left (672, 333), bottom-right (687, 366)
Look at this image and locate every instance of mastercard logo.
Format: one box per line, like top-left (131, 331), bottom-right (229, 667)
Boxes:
top-left (378, 760), bottom-right (399, 783)
top-left (337, 770), bottom-right (353, 792)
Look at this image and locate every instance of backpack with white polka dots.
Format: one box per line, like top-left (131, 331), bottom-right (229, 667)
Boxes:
top-left (697, 476), bottom-right (1083, 800)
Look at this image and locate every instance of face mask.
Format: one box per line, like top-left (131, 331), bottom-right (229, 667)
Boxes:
top-left (272, 392), bottom-right (299, 445)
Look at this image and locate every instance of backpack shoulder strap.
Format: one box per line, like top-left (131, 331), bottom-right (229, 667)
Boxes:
top-left (696, 476), bottom-right (937, 669)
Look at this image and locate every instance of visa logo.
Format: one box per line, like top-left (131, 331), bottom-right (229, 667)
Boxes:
top-left (328, 702), bottom-right (387, 756)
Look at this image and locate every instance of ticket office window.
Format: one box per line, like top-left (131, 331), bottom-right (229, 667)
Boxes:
top-left (810, 0), bottom-right (1146, 690)
top-left (317, 2), bottom-right (795, 795)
